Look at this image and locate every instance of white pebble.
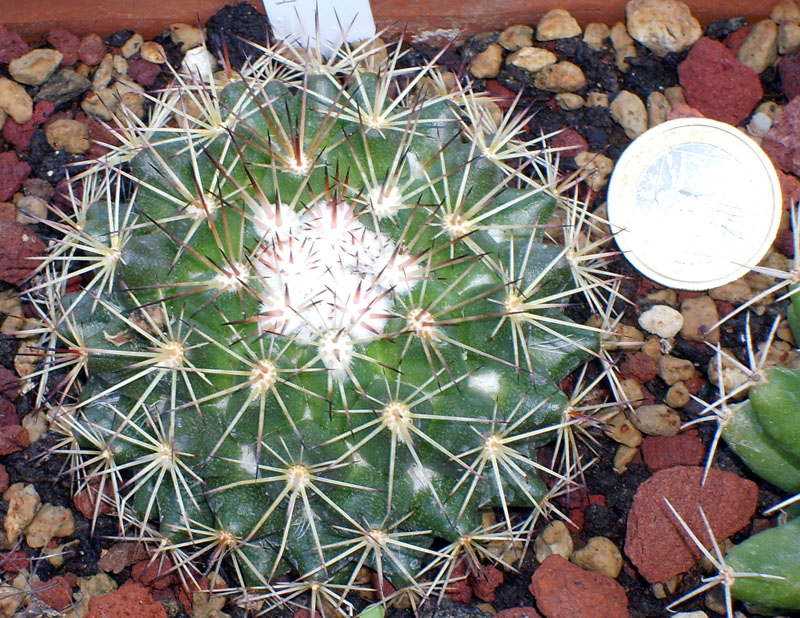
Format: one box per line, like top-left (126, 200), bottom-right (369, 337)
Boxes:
top-left (638, 304), bottom-right (684, 338)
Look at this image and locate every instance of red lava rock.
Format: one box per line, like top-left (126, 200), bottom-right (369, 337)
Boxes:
top-left (0, 367), bottom-right (19, 400)
top-left (779, 170), bottom-right (800, 210)
top-left (128, 57), bottom-right (162, 87)
top-left (678, 37), bottom-right (763, 125)
top-left (779, 49), bottom-right (800, 100)
top-left (0, 151), bottom-right (31, 202)
top-left (0, 203), bottom-right (14, 220)
top-left (73, 480), bottom-right (115, 520)
top-left (666, 103), bottom-right (705, 120)
top-left (0, 25), bottom-right (28, 63)
top-left (763, 95), bottom-right (800, 176)
top-left (625, 466), bottom-right (758, 583)
top-left (550, 127), bottom-right (588, 158)
top-left (0, 398), bottom-right (19, 427)
top-left (0, 425), bottom-right (29, 455)
top-left (0, 465), bottom-right (8, 494)
top-left (78, 33), bottom-right (106, 66)
top-left (293, 611), bottom-right (323, 618)
top-left (684, 370), bottom-right (706, 395)
top-left (370, 572), bottom-right (396, 599)
top-left (567, 507), bottom-right (585, 533)
top-left (85, 580), bottom-right (168, 618)
top-left (0, 221), bottom-right (46, 286)
top-left (47, 28), bottom-right (80, 66)
top-left (715, 299), bottom-right (736, 319)
top-left (724, 26), bottom-right (751, 53)
top-left (131, 557), bottom-right (179, 590)
top-left (446, 560), bottom-right (472, 604)
top-left (495, 608), bottom-right (544, 618)
top-left (32, 575), bottom-right (73, 611)
top-left (484, 80), bottom-right (518, 111)
top-left (470, 565), bottom-right (504, 602)
top-left (529, 554), bottom-right (629, 618)
top-left (641, 429), bottom-right (705, 472)
top-left (0, 550), bottom-right (28, 573)
top-left (776, 229), bottom-right (795, 257)
top-left (619, 351), bottom-right (658, 382)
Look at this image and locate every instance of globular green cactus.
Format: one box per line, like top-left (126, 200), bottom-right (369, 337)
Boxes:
top-left (31, 39), bottom-right (604, 613)
top-left (720, 294), bottom-right (800, 612)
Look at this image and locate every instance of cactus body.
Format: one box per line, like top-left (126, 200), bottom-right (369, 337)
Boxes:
top-left (37, 42), bottom-right (600, 606)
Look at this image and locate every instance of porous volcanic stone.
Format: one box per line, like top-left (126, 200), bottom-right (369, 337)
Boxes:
top-left (625, 466), bottom-right (757, 583)
top-left (779, 50), bottom-right (800, 99)
top-left (641, 429), bottom-right (705, 471)
top-left (0, 221), bottom-right (45, 286)
top-left (678, 37), bottom-right (763, 125)
top-left (85, 581), bottom-right (167, 618)
top-left (763, 95), bottom-right (800, 175)
top-left (529, 554), bottom-right (629, 618)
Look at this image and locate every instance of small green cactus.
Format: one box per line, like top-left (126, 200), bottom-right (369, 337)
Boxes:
top-left (31, 39), bottom-right (607, 612)
top-left (720, 293), bottom-right (800, 612)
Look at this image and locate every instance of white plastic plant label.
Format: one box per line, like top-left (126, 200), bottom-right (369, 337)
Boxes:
top-left (262, 0), bottom-right (376, 54)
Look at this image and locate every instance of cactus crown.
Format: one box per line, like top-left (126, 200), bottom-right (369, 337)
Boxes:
top-left (32, 37), bottom-right (604, 613)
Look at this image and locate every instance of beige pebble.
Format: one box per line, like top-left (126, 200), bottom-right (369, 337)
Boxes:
top-left (140, 41), bottom-right (167, 64)
top-left (645, 288), bottom-right (678, 307)
top-left (651, 574), bottom-right (682, 598)
top-left (22, 410), bottom-right (49, 443)
top-left (647, 90), bottom-right (671, 127)
top-left (0, 579), bottom-right (25, 617)
top-left (709, 279), bottom-right (754, 304)
top-left (737, 19), bottom-right (779, 73)
top-left (611, 90), bottom-right (648, 139)
top-left (629, 403), bottom-right (682, 436)
top-left (664, 85), bottom-right (687, 107)
top-left (499, 24), bottom-right (534, 51)
top-left (707, 349), bottom-right (751, 398)
top-left (0, 77), bottom-right (33, 123)
top-left (574, 151), bottom-right (614, 191)
top-left (71, 573), bottom-right (118, 617)
top-left (666, 381), bottom-right (691, 408)
top-left (616, 43), bottom-right (638, 72)
top-left (25, 503), bottom-right (75, 548)
top-left (15, 195), bottom-right (47, 225)
top-left (778, 319), bottom-right (796, 345)
top-left (92, 53), bottom-right (115, 90)
top-left (170, 23), bottom-right (205, 51)
top-left (469, 44), bottom-right (504, 79)
top-left (537, 9), bottom-right (582, 41)
top-left (620, 378), bottom-right (645, 406)
top-left (772, 0), bottom-right (800, 24)
top-left (81, 89), bottom-right (115, 121)
top-left (756, 101), bottom-right (783, 118)
top-left (605, 412), bottom-right (643, 447)
top-left (610, 21), bottom-right (635, 49)
top-left (0, 292), bottom-right (23, 335)
top-left (641, 335), bottom-right (663, 360)
top-left (586, 91), bottom-right (609, 107)
top-left (657, 355), bottom-right (695, 385)
top-left (626, 0), bottom-right (702, 56)
top-left (46, 118), bottom-right (90, 154)
top-left (778, 21), bottom-right (800, 53)
top-left (583, 23), bottom-right (610, 51)
top-left (534, 520), bottom-right (573, 562)
top-left (113, 55), bottom-right (129, 77)
top-left (3, 483), bottom-right (41, 544)
top-left (507, 46), bottom-right (557, 73)
top-left (613, 444), bottom-right (639, 474)
top-left (639, 304), bottom-right (684, 338)
top-left (121, 33), bottom-right (144, 58)
top-left (672, 611), bottom-right (710, 618)
top-left (556, 92), bottom-right (584, 110)
top-left (485, 538), bottom-right (524, 568)
top-left (680, 295), bottom-right (720, 343)
top-left (13, 341), bottom-right (37, 379)
top-left (9, 49), bottom-right (63, 86)
top-left (534, 61), bottom-right (586, 92)
top-left (571, 536), bottom-right (623, 578)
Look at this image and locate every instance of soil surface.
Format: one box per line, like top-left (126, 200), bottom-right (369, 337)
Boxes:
top-left (0, 3), bottom-right (798, 618)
